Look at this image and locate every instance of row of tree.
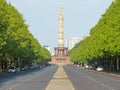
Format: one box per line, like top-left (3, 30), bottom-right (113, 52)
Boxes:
top-left (69, 0), bottom-right (120, 71)
top-left (0, 0), bottom-right (51, 72)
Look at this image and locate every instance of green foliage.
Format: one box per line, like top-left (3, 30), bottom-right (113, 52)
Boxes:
top-left (0, 0), bottom-right (51, 67)
top-left (69, 0), bottom-right (120, 64)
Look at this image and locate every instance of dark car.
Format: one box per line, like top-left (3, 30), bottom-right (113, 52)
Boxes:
top-left (20, 66), bottom-right (28, 71)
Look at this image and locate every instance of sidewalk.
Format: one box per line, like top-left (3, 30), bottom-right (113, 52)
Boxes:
top-left (46, 65), bottom-right (74, 90)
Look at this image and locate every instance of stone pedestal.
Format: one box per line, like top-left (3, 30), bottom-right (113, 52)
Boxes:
top-left (51, 47), bottom-right (71, 65)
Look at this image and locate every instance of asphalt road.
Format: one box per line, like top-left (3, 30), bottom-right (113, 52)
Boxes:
top-left (0, 65), bottom-right (58, 90)
top-left (64, 65), bottom-right (120, 90)
top-left (1, 65), bottom-right (120, 90)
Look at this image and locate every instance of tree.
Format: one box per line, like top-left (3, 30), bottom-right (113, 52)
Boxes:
top-left (69, 0), bottom-right (120, 71)
top-left (0, 0), bottom-right (51, 71)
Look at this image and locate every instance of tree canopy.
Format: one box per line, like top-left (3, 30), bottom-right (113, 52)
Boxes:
top-left (69, 0), bottom-right (120, 71)
top-left (0, 0), bottom-right (51, 70)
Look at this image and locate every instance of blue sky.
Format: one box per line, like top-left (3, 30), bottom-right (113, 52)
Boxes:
top-left (6, 0), bottom-right (113, 53)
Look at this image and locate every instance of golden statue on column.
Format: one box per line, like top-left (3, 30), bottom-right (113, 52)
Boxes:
top-left (58, 7), bottom-right (64, 47)
top-left (51, 7), bottom-right (71, 65)
top-left (59, 7), bottom-right (63, 15)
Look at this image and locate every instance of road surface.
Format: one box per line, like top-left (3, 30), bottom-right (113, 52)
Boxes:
top-left (64, 65), bottom-right (120, 90)
top-left (0, 65), bottom-right (57, 90)
top-left (1, 65), bottom-right (120, 90)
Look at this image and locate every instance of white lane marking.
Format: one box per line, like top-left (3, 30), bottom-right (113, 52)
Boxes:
top-left (5, 85), bottom-right (15, 90)
top-left (8, 87), bottom-right (12, 89)
top-left (12, 86), bottom-right (15, 88)
top-left (86, 77), bottom-right (114, 90)
top-left (97, 73), bottom-right (120, 83)
top-left (5, 74), bottom-right (40, 90)
top-left (72, 69), bottom-right (115, 90)
top-left (81, 68), bottom-right (120, 83)
top-left (5, 65), bottom-right (56, 90)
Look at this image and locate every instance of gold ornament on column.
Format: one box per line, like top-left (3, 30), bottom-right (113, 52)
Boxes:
top-left (59, 7), bottom-right (63, 15)
top-left (58, 7), bottom-right (64, 47)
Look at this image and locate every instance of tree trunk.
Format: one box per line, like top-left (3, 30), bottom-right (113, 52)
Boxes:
top-left (116, 56), bottom-right (119, 71)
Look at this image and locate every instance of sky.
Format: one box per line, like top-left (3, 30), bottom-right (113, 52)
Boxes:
top-left (6, 0), bottom-right (113, 53)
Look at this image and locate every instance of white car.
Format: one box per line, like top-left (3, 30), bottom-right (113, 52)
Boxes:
top-left (8, 66), bottom-right (16, 73)
top-left (96, 66), bottom-right (103, 71)
top-left (85, 64), bottom-right (89, 68)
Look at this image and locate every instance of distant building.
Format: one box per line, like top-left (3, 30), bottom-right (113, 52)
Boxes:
top-left (66, 37), bottom-right (81, 50)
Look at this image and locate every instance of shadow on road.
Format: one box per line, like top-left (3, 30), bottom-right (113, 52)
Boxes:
top-left (0, 65), bottom-right (51, 88)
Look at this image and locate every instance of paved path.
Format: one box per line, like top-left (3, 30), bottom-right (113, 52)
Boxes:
top-left (46, 65), bottom-right (74, 90)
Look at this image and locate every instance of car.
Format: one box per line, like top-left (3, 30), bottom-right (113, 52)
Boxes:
top-left (96, 66), bottom-right (103, 71)
top-left (74, 62), bottom-right (79, 66)
top-left (85, 64), bottom-right (89, 69)
top-left (20, 66), bottom-right (28, 71)
top-left (8, 66), bottom-right (16, 73)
